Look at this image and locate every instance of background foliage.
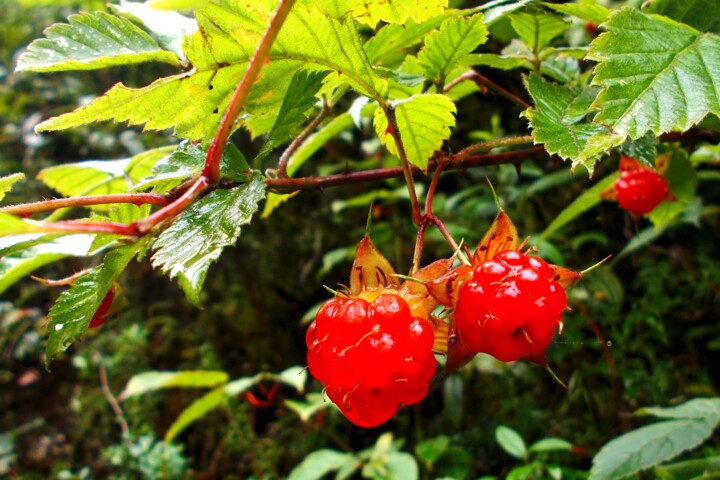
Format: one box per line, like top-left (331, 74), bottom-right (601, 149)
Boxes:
top-left (1, 0), bottom-right (719, 479)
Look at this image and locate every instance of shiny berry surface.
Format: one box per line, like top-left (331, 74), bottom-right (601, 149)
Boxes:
top-left (455, 250), bottom-right (566, 362)
top-left (305, 294), bottom-right (436, 427)
top-left (615, 167), bottom-right (669, 216)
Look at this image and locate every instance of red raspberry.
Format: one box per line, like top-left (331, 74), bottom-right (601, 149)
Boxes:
top-left (454, 250), bottom-right (566, 362)
top-left (305, 294), bottom-right (436, 427)
top-left (615, 168), bottom-right (669, 215)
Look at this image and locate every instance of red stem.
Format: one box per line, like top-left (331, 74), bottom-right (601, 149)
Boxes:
top-left (266, 146), bottom-right (547, 193)
top-left (202, 0), bottom-right (297, 183)
top-left (134, 176), bottom-right (210, 234)
top-left (0, 193), bottom-right (169, 216)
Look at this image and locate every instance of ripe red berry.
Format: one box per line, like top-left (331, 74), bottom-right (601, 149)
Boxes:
top-left (306, 293), bottom-right (436, 427)
top-left (615, 167), bottom-right (669, 215)
top-left (454, 250), bottom-right (566, 362)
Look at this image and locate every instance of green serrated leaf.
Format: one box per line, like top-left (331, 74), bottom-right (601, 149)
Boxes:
top-left (590, 419), bottom-right (720, 480)
top-left (522, 74), bottom-right (606, 171)
top-left (588, 8), bottom-right (720, 140)
top-left (545, 1), bottom-right (610, 24)
top-left (151, 173), bottom-right (265, 306)
top-left (16, 11), bottom-right (179, 72)
top-left (365, 14), bottom-right (452, 67)
top-left (644, 0), bottom-right (720, 34)
top-left (509, 10), bottom-right (568, 52)
top-left (495, 425), bottom-right (528, 461)
top-left (418, 14), bottom-right (488, 84)
top-left (288, 449), bottom-right (358, 480)
top-left (45, 239), bottom-right (149, 366)
top-left (119, 370), bottom-right (229, 400)
top-left (541, 173), bottom-right (617, 240)
top-left (0, 234), bottom-right (96, 295)
top-left (313, 0), bottom-right (448, 28)
top-left (36, 3), bottom-right (387, 141)
top-left (374, 94), bottom-right (456, 171)
top-left (165, 389), bottom-right (226, 442)
top-left (0, 174), bottom-right (25, 202)
top-left (464, 53), bottom-right (527, 70)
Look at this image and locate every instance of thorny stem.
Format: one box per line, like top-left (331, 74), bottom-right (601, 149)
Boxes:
top-left (202, 0), bottom-right (297, 184)
top-left (99, 362), bottom-right (130, 439)
top-left (0, 193), bottom-right (169, 216)
top-left (382, 105), bottom-right (423, 225)
top-left (444, 70), bottom-right (531, 109)
top-left (277, 102), bottom-right (328, 178)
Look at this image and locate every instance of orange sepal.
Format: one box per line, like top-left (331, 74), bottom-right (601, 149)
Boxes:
top-left (349, 236), bottom-right (399, 296)
top-left (550, 264), bottom-right (582, 289)
top-left (425, 265), bottom-right (473, 307)
top-left (472, 209), bottom-right (519, 265)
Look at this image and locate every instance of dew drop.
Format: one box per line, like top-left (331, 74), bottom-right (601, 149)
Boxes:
top-left (606, 340), bottom-right (613, 347)
top-left (54, 323), bottom-right (64, 331)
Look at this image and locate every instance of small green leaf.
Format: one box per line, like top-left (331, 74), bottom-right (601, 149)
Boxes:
top-left (509, 10), bottom-right (568, 52)
top-left (113, 1), bottom-right (198, 60)
top-left (374, 94), bottom-right (456, 171)
top-left (0, 234), bottom-right (96, 295)
top-left (636, 398), bottom-right (720, 422)
top-left (119, 370), bottom-right (230, 400)
top-left (272, 366), bottom-right (307, 394)
top-left (545, 1), bottom-right (610, 24)
top-left (45, 239), bottom-right (149, 366)
top-left (540, 173), bottom-right (617, 240)
top-left (648, 150), bottom-right (698, 227)
top-left (288, 449), bottom-right (358, 480)
top-left (588, 8), bottom-right (720, 140)
top-left (590, 419), bottom-right (719, 480)
top-left (418, 14), bottom-right (488, 84)
top-left (0, 213), bottom-right (44, 237)
top-left (151, 173), bottom-right (265, 306)
top-left (365, 14), bottom-right (452, 67)
top-left (16, 12), bottom-right (179, 72)
top-left (528, 438), bottom-right (573, 453)
top-left (0, 174), bottom-right (25, 202)
top-left (385, 452), bottom-right (419, 480)
top-left (495, 425), bottom-right (528, 460)
top-left (313, 0), bottom-right (448, 28)
top-left (654, 454), bottom-right (720, 479)
top-left (38, 159), bottom-right (132, 201)
top-left (285, 393), bottom-right (331, 422)
top-left (165, 389), bottom-right (226, 442)
top-left (415, 435), bottom-right (450, 465)
top-left (255, 70), bottom-right (328, 159)
top-left (522, 74), bottom-right (606, 172)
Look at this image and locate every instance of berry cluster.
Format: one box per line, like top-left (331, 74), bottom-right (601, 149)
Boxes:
top-left (454, 250), bottom-right (566, 362)
top-left (306, 294), bottom-right (436, 427)
top-left (614, 156), bottom-right (669, 215)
